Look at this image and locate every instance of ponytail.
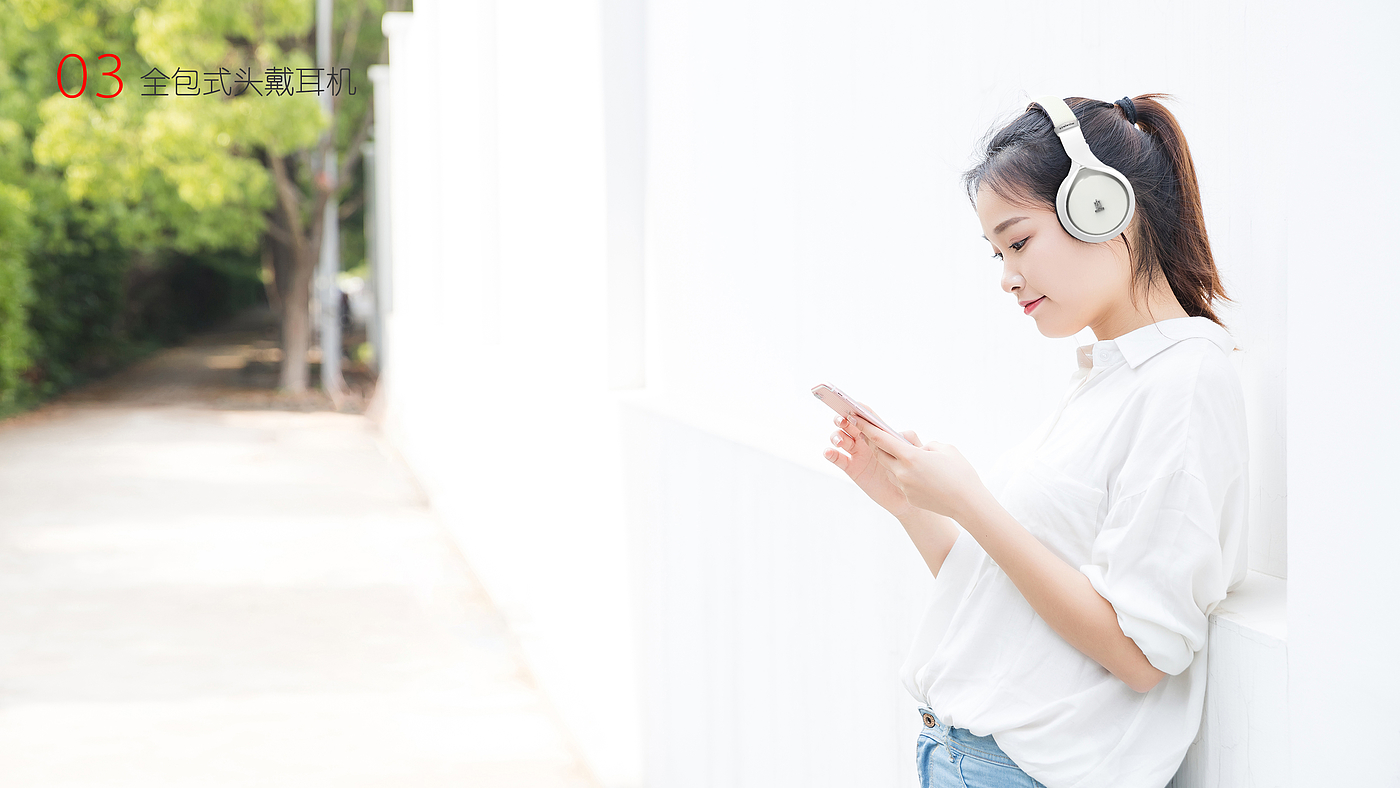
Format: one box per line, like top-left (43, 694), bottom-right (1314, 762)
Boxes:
top-left (962, 94), bottom-right (1236, 336)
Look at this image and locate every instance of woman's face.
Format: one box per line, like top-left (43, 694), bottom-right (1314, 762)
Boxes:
top-left (975, 184), bottom-right (1133, 339)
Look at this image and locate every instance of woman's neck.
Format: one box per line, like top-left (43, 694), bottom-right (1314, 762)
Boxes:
top-left (1091, 291), bottom-right (1190, 341)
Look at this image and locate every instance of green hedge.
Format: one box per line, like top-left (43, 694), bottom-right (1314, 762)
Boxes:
top-left (0, 190), bottom-right (266, 420)
top-left (0, 183), bottom-right (35, 418)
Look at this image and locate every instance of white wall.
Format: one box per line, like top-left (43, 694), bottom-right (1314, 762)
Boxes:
top-left (370, 0), bottom-right (1398, 785)
top-left (377, 4), bottom-right (643, 787)
top-left (1283, 3), bottom-right (1400, 786)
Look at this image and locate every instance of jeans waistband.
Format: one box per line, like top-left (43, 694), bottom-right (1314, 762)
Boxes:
top-left (917, 706), bottom-right (1018, 768)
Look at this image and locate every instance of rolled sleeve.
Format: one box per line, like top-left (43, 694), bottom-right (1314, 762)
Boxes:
top-left (1078, 469), bottom-right (1230, 676)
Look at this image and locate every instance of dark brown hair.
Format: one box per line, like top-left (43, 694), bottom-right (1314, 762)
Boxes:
top-left (961, 94), bottom-right (1234, 334)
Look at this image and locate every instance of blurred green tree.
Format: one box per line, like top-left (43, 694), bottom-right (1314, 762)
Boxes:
top-left (0, 0), bottom-right (395, 405)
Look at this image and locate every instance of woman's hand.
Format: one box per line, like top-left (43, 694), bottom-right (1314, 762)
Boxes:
top-left (845, 412), bottom-right (988, 522)
top-left (824, 402), bottom-right (924, 521)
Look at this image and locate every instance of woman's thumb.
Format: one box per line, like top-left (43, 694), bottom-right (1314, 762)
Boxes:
top-left (902, 430), bottom-right (921, 447)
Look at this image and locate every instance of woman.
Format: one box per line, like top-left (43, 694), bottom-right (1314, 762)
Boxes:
top-left (824, 94), bottom-right (1249, 788)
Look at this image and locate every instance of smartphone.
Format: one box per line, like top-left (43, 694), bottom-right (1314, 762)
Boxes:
top-left (811, 383), bottom-right (914, 445)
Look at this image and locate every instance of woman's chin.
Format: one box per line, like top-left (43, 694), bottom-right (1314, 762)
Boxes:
top-left (1033, 317), bottom-right (1081, 340)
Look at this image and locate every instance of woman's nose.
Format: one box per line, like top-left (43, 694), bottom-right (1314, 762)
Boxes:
top-left (1001, 267), bottom-right (1023, 293)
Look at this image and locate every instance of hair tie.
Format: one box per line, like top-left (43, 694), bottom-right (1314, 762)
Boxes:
top-left (1114, 96), bottom-right (1139, 126)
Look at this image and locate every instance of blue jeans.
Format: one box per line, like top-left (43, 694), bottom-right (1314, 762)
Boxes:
top-left (916, 706), bottom-right (1047, 788)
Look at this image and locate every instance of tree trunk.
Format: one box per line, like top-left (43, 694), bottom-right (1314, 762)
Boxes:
top-left (276, 232), bottom-right (319, 393)
top-left (280, 254), bottom-right (312, 392)
top-left (266, 152), bottom-right (324, 394)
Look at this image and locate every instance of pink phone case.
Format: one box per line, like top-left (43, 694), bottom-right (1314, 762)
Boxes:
top-left (811, 383), bottom-right (913, 445)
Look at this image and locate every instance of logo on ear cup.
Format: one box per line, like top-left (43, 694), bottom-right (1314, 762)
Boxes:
top-left (1064, 171), bottom-right (1131, 236)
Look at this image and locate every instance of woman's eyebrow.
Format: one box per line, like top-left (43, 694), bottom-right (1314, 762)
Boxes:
top-left (981, 216), bottom-right (1029, 241)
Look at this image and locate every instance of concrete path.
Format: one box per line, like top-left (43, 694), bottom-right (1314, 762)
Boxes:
top-left (0, 311), bottom-right (601, 787)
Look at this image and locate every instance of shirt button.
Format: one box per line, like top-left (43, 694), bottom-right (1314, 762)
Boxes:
top-left (922, 713), bottom-right (936, 727)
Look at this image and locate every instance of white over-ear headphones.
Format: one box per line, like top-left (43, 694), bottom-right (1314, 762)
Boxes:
top-left (1032, 95), bottom-right (1135, 244)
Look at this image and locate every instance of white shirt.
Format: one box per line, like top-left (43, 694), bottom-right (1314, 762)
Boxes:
top-left (899, 316), bottom-right (1250, 788)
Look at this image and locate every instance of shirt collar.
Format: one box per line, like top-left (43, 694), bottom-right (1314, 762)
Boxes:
top-left (1075, 316), bottom-right (1237, 370)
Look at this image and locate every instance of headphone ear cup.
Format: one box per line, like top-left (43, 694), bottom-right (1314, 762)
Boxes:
top-left (1060, 169), bottom-right (1133, 239)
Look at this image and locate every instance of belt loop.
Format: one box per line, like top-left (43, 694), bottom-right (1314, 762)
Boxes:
top-left (941, 716), bottom-right (954, 762)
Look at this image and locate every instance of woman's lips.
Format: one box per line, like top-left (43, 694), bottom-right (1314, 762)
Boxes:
top-left (1023, 296), bottom-right (1045, 315)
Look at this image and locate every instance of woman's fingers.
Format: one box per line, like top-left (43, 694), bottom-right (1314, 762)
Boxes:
top-left (854, 400), bottom-right (887, 422)
top-left (831, 429), bottom-right (863, 451)
top-left (832, 415), bottom-right (861, 443)
top-left (851, 413), bottom-right (899, 461)
top-left (826, 417), bottom-right (865, 472)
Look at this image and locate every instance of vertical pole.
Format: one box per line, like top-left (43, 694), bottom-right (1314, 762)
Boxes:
top-left (367, 63), bottom-right (393, 382)
top-left (602, 0), bottom-right (647, 390)
top-left (316, 0), bottom-right (345, 400)
top-left (361, 139), bottom-right (380, 374)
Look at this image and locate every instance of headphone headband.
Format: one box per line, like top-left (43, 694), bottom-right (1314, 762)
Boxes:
top-left (1032, 95), bottom-right (1136, 244)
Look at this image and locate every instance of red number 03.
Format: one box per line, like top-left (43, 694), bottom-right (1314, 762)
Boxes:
top-left (57, 54), bottom-right (123, 98)
top-left (96, 54), bottom-right (122, 98)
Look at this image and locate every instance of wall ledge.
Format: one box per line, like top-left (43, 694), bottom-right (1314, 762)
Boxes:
top-left (1212, 569), bottom-right (1286, 646)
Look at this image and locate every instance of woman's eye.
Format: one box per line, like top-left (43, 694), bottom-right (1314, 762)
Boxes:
top-left (989, 239), bottom-right (1027, 261)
